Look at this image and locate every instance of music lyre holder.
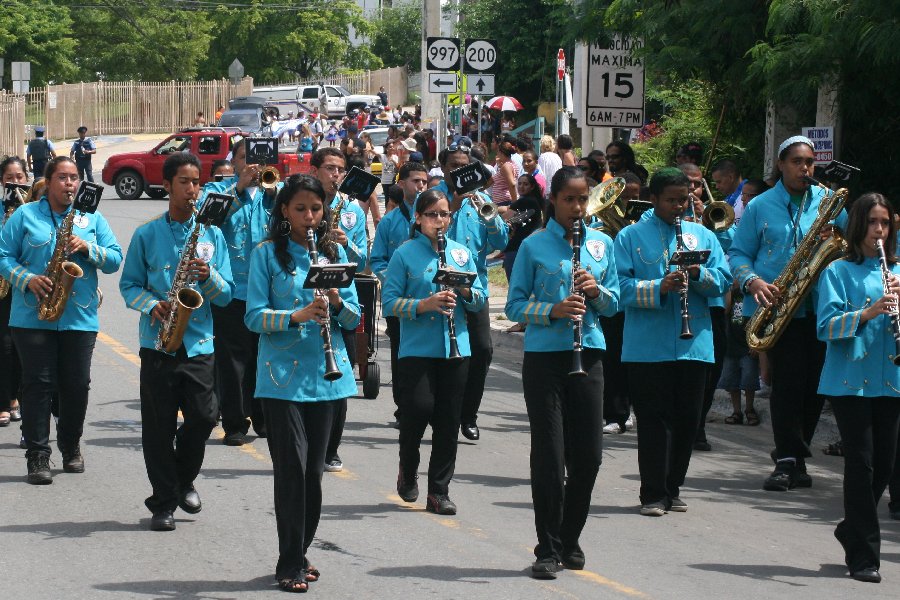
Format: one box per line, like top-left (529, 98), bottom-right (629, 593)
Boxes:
top-left (197, 193), bottom-right (233, 227)
top-left (2, 183), bottom-right (29, 210)
top-left (73, 181), bottom-right (104, 214)
top-left (303, 263), bottom-right (358, 290)
top-left (669, 249), bottom-right (710, 267)
top-left (339, 166), bottom-right (379, 201)
top-left (246, 137), bottom-right (279, 165)
top-left (432, 269), bottom-right (477, 288)
top-left (447, 160), bottom-right (492, 195)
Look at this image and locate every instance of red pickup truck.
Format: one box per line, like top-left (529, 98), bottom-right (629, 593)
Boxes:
top-left (102, 127), bottom-right (311, 200)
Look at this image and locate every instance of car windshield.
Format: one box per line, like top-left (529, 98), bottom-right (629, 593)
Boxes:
top-left (368, 131), bottom-right (389, 147)
top-left (219, 113), bottom-right (260, 129)
top-left (334, 86), bottom-right (351, 96)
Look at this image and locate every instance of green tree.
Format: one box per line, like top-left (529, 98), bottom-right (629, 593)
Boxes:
top-left (0, 0), bottom-right (77, 88)
top-left (62, 0), bottom-right (214, 81)
top-left (370, 4), bottom-right (422, 71)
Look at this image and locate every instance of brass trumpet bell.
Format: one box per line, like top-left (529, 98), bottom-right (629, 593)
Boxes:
top-left (260, 166), bottom-right (280, 191)
top-left (701, 200), bottom-right (735, 232)
top-left (586, 177), bottom-right (626, 218)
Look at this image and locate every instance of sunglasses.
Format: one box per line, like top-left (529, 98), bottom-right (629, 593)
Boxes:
top-left (422, 210), bottom-right (451, 219)
top-left (447, 141), bottom-right (472, 153)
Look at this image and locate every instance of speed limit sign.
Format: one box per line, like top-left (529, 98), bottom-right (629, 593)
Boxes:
top-left (426, 37), bottom-right (461, 72)
top-left (585, 35), bottom-right (645, 128)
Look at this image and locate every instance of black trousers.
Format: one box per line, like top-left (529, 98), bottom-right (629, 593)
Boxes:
top-left (139, 348), bottom-right (217, 513)
top-left (523, 350), bottom-right (604, 561)
top-left (768, 317), bottom-right (826, 460)
top-left (397, 356), bottom-right (469, 495)
top-left (830, 395), bottom-right (900, 572)
top-left (460, 304), bottom-right (492, 425)
top-left (696, 307), bottom-right (727, 443)
top-left (262, 397), bottom-right (337, 581)
top-left (75, 160), bottom-right (94, 183)
top-left (386, 316), bottom-right (401, 414)
top-left (212, 300), bottom-right (264, 436)
top-left (890, 431), bottom-right (900, 513)
top-left (628, 360), bottom-right (707, 506)
top-left (0, 295), bottom-right (21, 411)
top-left (324, 328), bottom-right (356, 463)
top-left (11, 328), bottom-right (96, 457)
top-left (599, 313), bottom-right (629, 426)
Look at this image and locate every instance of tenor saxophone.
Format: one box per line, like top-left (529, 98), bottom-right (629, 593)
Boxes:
top-left (745, 178), bottom-right (849, 351)
top-left (38, 192), bottom-right (85, 321)
top-left (156, 209), bottom-right (205, 352)
top-left (1, 186), bottom-right (28, 299)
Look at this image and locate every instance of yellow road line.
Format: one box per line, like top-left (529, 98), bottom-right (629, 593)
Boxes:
top-left (97, 331), bottom-right (141, 366)
top-left (572, 570), bottom-right (651, 598)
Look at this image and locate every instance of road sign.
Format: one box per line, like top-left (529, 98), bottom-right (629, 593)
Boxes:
top-left (557, 48), bottom-right (566, 81)
top-left (464, 39), bottom-right (497, 74)
top-left (426, 37), bottom-right (461, 72)
top-left (585, 35), bottom-right (645, 128)
top-left (469, 74), bottom-right (495, 96)
top-left (429, 72), bottom-right (459, 94)
top-left (447, 93), bottom-right (462, 106)
top-left (11, 61), bottom-right (30, 81)
top-left (801, 126), bottom-right (835, 166)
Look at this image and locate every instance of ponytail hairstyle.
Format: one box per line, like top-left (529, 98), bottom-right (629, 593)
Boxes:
top-left (410, 188), bottom-right (446, 239)
top-left (269, 174), bottom-right (336, 273)
top-left (545, 166), bottom-right (586, 226)
top-left (845, 192), bottom-right (897, 265)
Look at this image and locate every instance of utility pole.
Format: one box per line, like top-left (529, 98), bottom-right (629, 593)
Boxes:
top-left (421, 0), bottom-right (443, 151)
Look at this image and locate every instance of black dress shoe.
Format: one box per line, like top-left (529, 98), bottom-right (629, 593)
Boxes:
top-left (396, 468), bottom-right (419, 503)
top-left (179, 486), bottom-right (202, 514)
top-left (850, 567), bottom-right (881, 583)
top-left (150, 510), bottom-right (176, 531)
top-left (561, 548), bottom-right (585, 570)
top-left (693, 440), bottom-right (712, 452)
top-left (531, 557), bottom-right (562, 579)
top-left (223, 432), bottom-right (245, 446)
top-left (461, 423), bottom-right (480, 441)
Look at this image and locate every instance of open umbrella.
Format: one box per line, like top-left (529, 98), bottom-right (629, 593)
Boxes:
top-left (485, 96), bottom-right (524, 111)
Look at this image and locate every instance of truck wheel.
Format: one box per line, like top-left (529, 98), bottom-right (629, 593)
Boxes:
top-left (114, 170), bottom-right (144, 200)
top-left (145, 187), bottom-right (168, 200)
top-left (363, 361), bottom-right (380, 399)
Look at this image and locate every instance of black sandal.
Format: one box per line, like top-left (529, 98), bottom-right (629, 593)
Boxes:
top-left (278, 577), bottom-right (308, 593)
top-left (724, 412), bottom-right (743, 425)
top-left (305, 566), bottom-right (320, 583)
top-left (823, 440), bottom-right (844, 456)
top-left (745, 408), bottom-right (760, 426)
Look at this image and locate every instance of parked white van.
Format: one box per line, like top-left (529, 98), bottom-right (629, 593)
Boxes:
top-left (251, 85), bottom-right (301, 114)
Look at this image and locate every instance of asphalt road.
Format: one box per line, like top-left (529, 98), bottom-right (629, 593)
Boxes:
top-left (1, 141), bottom-right (898, 598)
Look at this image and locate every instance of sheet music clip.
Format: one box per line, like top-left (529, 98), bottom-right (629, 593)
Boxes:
top-left (73, 181), bottom-right (104, 214)
top-left (339, 166), bottom-right (379, 200)
top-left (819, 160), bottom-right (860, 184)
top-left (2, 183), bottom-right (29, 210)
top-left (197, 193), bottom-right (233, 227)
top-left (246, 137), bottom-right (279, 165)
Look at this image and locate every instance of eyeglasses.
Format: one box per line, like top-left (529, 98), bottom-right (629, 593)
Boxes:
top-left (447, 141), bottom-right (471, 153)
top-left (321, 165), bottom-right (346, 174)
top-left (55, 174), bottom-right (79, 182)
top-left (422, 211), bottom-right (451, 219)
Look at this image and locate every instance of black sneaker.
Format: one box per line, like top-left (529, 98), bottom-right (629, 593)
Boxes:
top-left (426, 493), bottom-right (457, 515)
top-left (26, 454), bottom-right (53, 485)
top-left (223, 432), bottom-right (245, 446)
top-left (561, 548), bottom-right (585, 570)
top-left (397, 469), bottom-right (419, 502)
top-left (763, 460), bottom-right (796, 491)
top-left (889, 503), bottom-right (900, 520)
top-left (61, 443), bottom-right (85, 473)
top-left (531, 557), bottom-right (562, 579)
top-left (794, 459), bottom-right (813, 488)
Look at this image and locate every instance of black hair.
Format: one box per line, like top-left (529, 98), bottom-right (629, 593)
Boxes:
top-left (410, 188), bottom-right (447, 238)
top-left (497, 140), bottom-right (516, 159)
top-left (43, 156), bottom-right (76, 182)
top-left (607, 140), bottom-right (648, 182)
top-left (162, 151), bottom-right (201, 182)
top-left (621, 171), bottom-right (642, 186)
top-left (846, 192), bottom-right (897, 265)
top-left (556, 134), bottom-right (574, 151)
top-left (0, 156), bottom-right (27, 178)
top-left (514, 138), bottom-right (531, 152)
top-left (269, 174), bottom-right (337, 272)
top-left (438, 146), bottom-right (470, 167)
top-left (648, 167), bottom-right (689, 197)
top-left (587, 149), bottom-right (606, 161)
top-left (711, 159), bottom-right (740, 176)
top-left (311, 146), bottom-right (344, 168)
top-left (346, 155), bottom-right (365, 172)
top-left (210, 159), bottom-right (233, 177)
top-left (742, 178), bottom-right (770, 196)
top-left (578, 155), bottom-right (600, 178)
top-left (232, 137), bottom-right (246, 157)
top-left (470, 146), bottom-right (486, 162)
top-left (398, 161), bottom-right (427, 180)
top-left (387, 184), bottom-right (405, 205)
top-left (546, 166), bottom-right (586, 225)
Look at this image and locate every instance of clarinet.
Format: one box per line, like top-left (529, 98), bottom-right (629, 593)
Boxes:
top-left (875, 239), bottom-right (900, 366)
top-left (569, 223), bottom-right (587, 376)
top-left (305, 229), bottom-right (343, 381)
top-left (436, 228), bottom-right (463, 361)
top-left (674, 216), bottom-right (693, 339)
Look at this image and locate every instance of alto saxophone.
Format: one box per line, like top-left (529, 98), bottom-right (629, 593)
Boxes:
top-left (1, 185), bottom-right (29, 299)
top-left (156, 206), bottom-right (205, 352)
top-left (38, 192), bottom-right (85, 321)
top-left (745, 178), bottom-right (848, 351)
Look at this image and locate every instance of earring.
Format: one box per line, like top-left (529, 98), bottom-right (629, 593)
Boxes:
top-left (278, 220), bottom-right (291, 236)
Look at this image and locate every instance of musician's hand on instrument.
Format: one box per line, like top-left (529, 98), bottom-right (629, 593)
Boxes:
top-left (660, 271), bottom-right (687, 294)
top-left (887, 274), bottom-right (900, 296)
top-left (330, 228), bottom-right (349, 247)
top-left (66, 235), bottom-right (89, 255)
top-left (236, 164), bottom-right (259, 193)
top-left (748, 278), bottom-right (780, 307)
top-left (293, 296), bottom-right (329, 324)
top-left (550, 294), bottom-right (586, 320)
top-left (686, 265), bottom-right (701, 280)
top-left (150, 301), bottom-right (172, 325)
top-left (863, 294), bottom-right (898, 322)
top-left (420, 290), bottom-right (456, 316)
top-left (187, 258), bottom-right (210, 282)
top-left (325, 287), bottom-right (342, 307)
top-left (574, 269), bottom-right (600, 299)
top-left (27, 275), bottom-right (54, 299)
top-left (455, 286), bottom-right (472, 301)
top-left (691, 197), bottom-right (704, 222)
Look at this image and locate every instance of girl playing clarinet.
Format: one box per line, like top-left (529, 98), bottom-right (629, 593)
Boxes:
top-left (245, 174), bottom-right (360, 593)
top-left (505, 166), bottom-right (620, 579)
top-left (382, 188), bottom-right (485, 516)
top-left (816, 193), bottom-right (900, 584)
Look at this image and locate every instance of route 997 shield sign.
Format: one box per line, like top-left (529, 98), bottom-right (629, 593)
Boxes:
top-left (585, 36), bottom-right (645, 128)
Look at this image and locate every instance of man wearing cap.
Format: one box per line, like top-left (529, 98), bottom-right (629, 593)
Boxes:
top-left (70, 126), bottom-right (97, 183)
top-left (26, 127), bottom-right (56, 182)
top-left (730, 135), bottom-right (849, 492)
top-left (377, 86), bottom-right (388, 108)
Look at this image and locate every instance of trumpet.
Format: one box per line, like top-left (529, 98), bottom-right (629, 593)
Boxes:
top-left (259, 166), bottom-right (280, 192)
top-left (699, 178), bottom-right (734, 232)
top-left (469, 195), bottom-right (498, 221)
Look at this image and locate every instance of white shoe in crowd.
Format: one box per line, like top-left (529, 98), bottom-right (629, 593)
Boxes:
top-left (602, 422), bottom-right (624, 434)
top-left (625, 414), bottom-right (636, 431)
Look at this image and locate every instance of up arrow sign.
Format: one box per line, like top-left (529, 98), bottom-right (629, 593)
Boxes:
top-left (471, 74), bottom-right (495, 96)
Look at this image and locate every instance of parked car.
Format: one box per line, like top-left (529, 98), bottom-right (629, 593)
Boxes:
top-left (102, 127), bottom-right (310, 200)
top-left (218, 96), bottom-right (272, 135)
top-left (297, 84), bottom-right (383, 118)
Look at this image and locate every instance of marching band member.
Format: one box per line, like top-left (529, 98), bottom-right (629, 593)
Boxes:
top-left (245, 174), bottom-right (360, 593)
top-left (433, 137), bottom-right (509, 441)
top-left (310, 147), bottom-right (368, 472)
top-left (1, 157), bottom-right (28, 428)
top-left (0, 156), bottom-right (122, 484)
top-left (506, 166), bottom-right (619, 579)
top-left (382, 188), bottom-right (485, 516)
top-left (614, 167), bottom-right (731, 516)
top-left (120, 152), bottom-right (233, 531)
top-left (204, 138), bottom-right (279, 446)
top-left (816, 193), bottom-right (900, 584)
top-left (369, 161), bottom-right (429, 425)
top-left (730, 136), bottom-right (848, 491)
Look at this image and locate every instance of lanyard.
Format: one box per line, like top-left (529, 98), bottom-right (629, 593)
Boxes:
top-left (786, 187), bottom-right (808, 250)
